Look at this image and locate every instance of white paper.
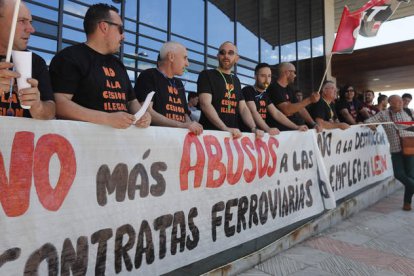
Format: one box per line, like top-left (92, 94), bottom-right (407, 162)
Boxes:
top-left (133, 91), bottom-right (155, 124)
top-left (12, 50), bottom-right (32, 109)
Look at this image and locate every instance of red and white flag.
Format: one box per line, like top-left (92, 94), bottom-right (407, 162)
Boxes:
top-left (331, 6), bottom-right (362, 54)
top-left (331, 0), bottom-right (410, 53)
top-left (358, 0), bottom-right (410, 37)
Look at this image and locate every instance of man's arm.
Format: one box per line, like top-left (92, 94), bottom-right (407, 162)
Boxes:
top-left (315, 118), bottom-right (349, 130)
top-left (199, 92), bottom-right (241, 138)
top-left (239, 100), bottom-right (264, 137)
top-left (276, 92), bottom-right (320, 116)
top-left (267, 103), bottom-right (305, 130)
top-left (339, 108), bottom-right (357, 124)
top-left (246, 101), bottom-right (279, 135)
top-left (55, 92), bottom-right (135, 128)
top-left (145, 102), bottom-right (202, 135)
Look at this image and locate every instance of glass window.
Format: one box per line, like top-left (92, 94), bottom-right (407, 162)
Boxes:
top-left (281, 42), bottom-right (296, 62)
top-left (139, 25), bottom-right (167, 41)
top-left (28, 3), bottom-right (58, 21)
top-left (172, 0), bottom-right (204, 42)
top-left (32, 20), bottom-right (58, 37)
top-left (207, 1), bottom-right (234, 49)
top-left (236, 0), bottom-right (258, 61)
top-left (29, 35), bottom-right (57, 53)
top-left (261, 40), bottom-right (279, 65)
top-left (63, 1), bottom-right (88, 18)
top-left (30, 1), bottom-right (59, 9)
top-left (140, 0), bottom-right (168, 30)
top-left (125, 1), bottom-right (137, 20)
top-left (312, 36), bottom-right (324, 57)
top-left (62, 27), bottom-right (85, 44)
top-left (63, 14), bottom-right (84, 31)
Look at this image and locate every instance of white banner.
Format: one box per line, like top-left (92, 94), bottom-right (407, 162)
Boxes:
top-left (316, 125), bottom-right (393, 200)
top-left (0, 118), bottom-right (390, 275)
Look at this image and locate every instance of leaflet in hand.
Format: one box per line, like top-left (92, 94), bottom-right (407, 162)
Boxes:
top-left (133, 91), bottom-right (155, 124)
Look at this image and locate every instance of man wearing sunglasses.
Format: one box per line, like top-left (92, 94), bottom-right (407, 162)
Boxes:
top-left (49, 3), bottom-right (151, 129)
top-left (197, 41), bottom-right (262, 138)
top-left (0, 0), bottom-right (55, 119)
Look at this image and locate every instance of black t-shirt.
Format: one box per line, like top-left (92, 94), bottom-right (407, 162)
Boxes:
top-left (309, 98), bottom-right (338, 122)
top-left (242, 86), bottom-right (270, 120)
top-left (0, 52), bottom-right (54, 118)
top-left (266, 82), bottom-right (304, 130)
top-left (49, 43), bottom-right (135, 113)
top-left (240, 85), bottom-right (270, 131)
top-left (197, 69), bottom-right (244, 130)
top-left (134, 68), bottom-right (189, 123)
top-left (336, 99), bottom-right (363, 123)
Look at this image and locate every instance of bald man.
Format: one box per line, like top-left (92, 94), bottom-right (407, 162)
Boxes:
top-left (134, 41), bottom-right (202, 135)
top-left (197, 41), bottom-right (262, 138)
top-left (266, 62), bottom-right (321, 131)
top-left (0, 0), bottom-right (55, 119)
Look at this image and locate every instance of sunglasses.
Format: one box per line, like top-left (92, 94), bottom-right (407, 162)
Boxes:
top-left (218, 49), bottom-right (235, 56)
top-left (102, 20), bottom-right (124, 34)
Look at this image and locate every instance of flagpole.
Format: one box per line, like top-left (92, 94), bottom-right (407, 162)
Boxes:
top-left (5, 0), bottom-right (21, 62)
top-left (317, 53), bottom-right (333, 93)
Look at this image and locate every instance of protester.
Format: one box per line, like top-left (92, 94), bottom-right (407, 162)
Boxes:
top-left (265, 62), bottom-right (321, 131)
top-left (187, 92), bottom-right (201, 122)
top-left (49, 3), bottom-right (150, 129)
top-left (134, 41), bottom-right (202, 135)
top-left (402, 93), bottom-right (413, 118)
top-left (365, 95), bottom-right (414, 211)
top-left (241, 63), bottom-right (307, 134)
top-left (0, 0), bottom-right (55, 119)
top-left (294, 89), bottom-right (303, 102)
top-left (309, 81), bottom-right (349, 130)
top-left (360, 89), bottom-right (379, 119)
top-left (376, 93), bottom-right (388, 111)
top-left (336, 84), bottom-right (364, 124)
top-left (197, 41), bottom-right (262, 138)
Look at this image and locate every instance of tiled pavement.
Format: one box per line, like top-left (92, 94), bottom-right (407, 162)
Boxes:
top-left (240, 188), bottom-right (414, 276)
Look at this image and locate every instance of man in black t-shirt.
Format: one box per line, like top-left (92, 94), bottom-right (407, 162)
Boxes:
top-left (0, 0), bottom-right (55, 119)
top-left (241, 63), bottom-right (307, 133)
top-left (266, 62), bottom-right (321, 132)
top-left (309, 81), bottom-right (349, 130)
top-left (197, 41), bottom-right (262, 138)
top-left (49, 3), bottom-right (150, 129)
top-left (134, 41), bottom-right (202, 135)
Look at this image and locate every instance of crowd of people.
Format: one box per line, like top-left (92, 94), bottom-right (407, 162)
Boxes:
top-left (1, 2), bottom-right (414, 210)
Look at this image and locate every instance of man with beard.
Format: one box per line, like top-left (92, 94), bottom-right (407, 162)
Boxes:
top-left (49, 3), bottom-right (150, 129)
top-left (361, 89), bottom-right (379, 119)
top-left (266, 62), bottom-right (321, 131)
top-left (241, 63), bottom-right (308, 134)
top-left (197, 41), bottom-right (262, 138)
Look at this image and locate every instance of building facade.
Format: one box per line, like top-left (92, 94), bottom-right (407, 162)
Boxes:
top-left (27, 0), bottom-right (326, 93)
